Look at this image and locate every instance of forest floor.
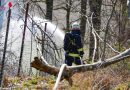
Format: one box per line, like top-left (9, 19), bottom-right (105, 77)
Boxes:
top-left (2, 61), bottom-right (130, 90)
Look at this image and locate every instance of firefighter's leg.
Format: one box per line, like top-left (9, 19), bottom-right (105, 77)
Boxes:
top-left (65, 54), bottom-right (74, 66)
top-left (74, 57), bottom-right (81, 65)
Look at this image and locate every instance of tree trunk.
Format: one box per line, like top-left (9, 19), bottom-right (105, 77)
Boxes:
top-left (31, 48), bottom-right (130, 83)
top-left (118, 0), bottom-right (128, 48)
top-left (128, 0), bottom-right (130, 19)
top-left (80, 0), bottom-right (87, 41)
top-left (66, 0), bottom-right (72, 31)
top-left (31, 57), bottom-right (59, 76)
top-left (46, 0), bottom-right (53, 21)
top-left (89, 0), bottom-right (102, 61)
top-left (102, 0), bottom-right (117, 60)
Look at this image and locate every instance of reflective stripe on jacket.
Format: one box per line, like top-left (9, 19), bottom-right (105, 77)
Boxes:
top-left (68, 53), bottom-right (80, 58)
top-left (78, 48), bottom-right (83, 52)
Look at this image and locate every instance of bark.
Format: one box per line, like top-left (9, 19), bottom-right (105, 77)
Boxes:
top-left (31, 57), bottom-right (59, 76)
top-left (31, 48), bottom-right (130, 83)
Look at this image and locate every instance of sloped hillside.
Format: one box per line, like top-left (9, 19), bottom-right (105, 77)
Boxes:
top-left (59, 61), bottom-right (130, 90)
top-left (2, 60), bottom-right (130, 90)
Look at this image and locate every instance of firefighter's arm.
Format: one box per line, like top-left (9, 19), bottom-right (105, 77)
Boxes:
top-left (78, 48), bottom-right (84, 58)
top-left (76, 36), bottom-right (84, 58)
top-left (63, 33), bottom-right (70, 51)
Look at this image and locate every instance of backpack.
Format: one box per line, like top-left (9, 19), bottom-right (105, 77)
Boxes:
top-left (64, 32), bottom-right (80, 53)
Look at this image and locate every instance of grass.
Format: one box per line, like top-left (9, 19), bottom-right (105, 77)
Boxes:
top-left (11, 77), bottom-right (20, 85)
top-left (2, 75), bottom-right (56, 90)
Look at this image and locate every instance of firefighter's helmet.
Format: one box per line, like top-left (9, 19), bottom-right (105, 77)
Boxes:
top-left (71, 22), bottom-right (80, 30)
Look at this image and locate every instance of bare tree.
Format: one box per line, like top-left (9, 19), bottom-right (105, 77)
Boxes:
top-left (89, 0), bottom-right (102, 61)
top-left (80, 0), bottom-right (87, 41)
top-left (102, 0), bottom-right (117, 60)
top-left (53, 0), bottom-right (81, 31)
top-left (117, 0), bottom-right (128, 49)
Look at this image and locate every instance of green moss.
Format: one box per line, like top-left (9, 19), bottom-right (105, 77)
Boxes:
top-left (28, 78), bottom-right (38, 85)
top-left (11, 77), bottom-right (20, 84)
top-left (114, 83), bottom-right (128, 90)
top-left (22, 81), bottom-right (31, 87)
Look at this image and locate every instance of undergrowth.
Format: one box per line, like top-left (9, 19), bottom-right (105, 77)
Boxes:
top-left (2, 59), bottom-right (130, 90)
top-left (2, 75), bottom-right (55, 90)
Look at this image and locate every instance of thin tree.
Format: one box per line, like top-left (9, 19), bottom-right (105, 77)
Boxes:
top-left (53, 0), bottom-right (81, 31)
top-left (129, 0), bottom-right (130, 19)
top-left (66, 0), bottom-right (72, 31)
top-left (42, 0), bottom-right (53, 63)
top-left (102, 0), bottom-right (117, 60)
top-left (118, 0), bottom-right (128, 50)
top-left (0, 0), bottom-right (1, 30)
top-left (89, 0), bottom-right (102, 61)
top-left (80, 0), bottom-right (87, 41)
top-left (42, 23), bottom-right (47, 55)
top-left (29, 18), bottom-right (34, 76)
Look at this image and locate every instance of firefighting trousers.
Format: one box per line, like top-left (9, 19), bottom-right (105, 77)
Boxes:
top-left (65, 53), bottom-right (81, 66)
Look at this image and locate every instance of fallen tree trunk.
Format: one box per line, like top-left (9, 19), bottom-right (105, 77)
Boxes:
top-left (31, 48), bottom-right (130, 80)
top-left (31, 57), bottom-right (59, 76)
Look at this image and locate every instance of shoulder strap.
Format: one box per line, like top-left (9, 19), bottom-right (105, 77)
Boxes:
top-left (64, 32), bottom-right (73, 51)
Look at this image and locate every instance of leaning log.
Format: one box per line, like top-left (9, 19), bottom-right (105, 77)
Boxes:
top-left (31, 48), bottom-right (130, 79)
top-left (31, 57), bottom-right (59, 76)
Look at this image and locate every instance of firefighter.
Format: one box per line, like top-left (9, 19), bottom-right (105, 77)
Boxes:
top-left (64, 22), bottom-right (84, 66)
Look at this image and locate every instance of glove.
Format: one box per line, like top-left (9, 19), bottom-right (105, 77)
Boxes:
top-left (80, 55), bottom-right (83, 58)
top-left (80, 51), bottom-right (84, 58)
